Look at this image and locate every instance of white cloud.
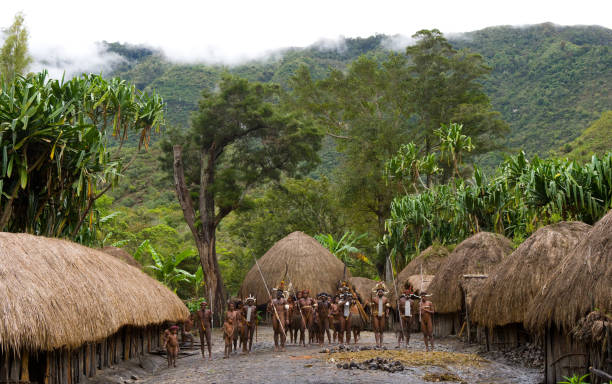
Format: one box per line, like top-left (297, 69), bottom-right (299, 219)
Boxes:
top-left (1, 0), bottom-right (610, 74)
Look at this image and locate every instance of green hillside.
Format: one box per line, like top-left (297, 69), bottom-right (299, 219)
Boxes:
top-left (453, 23), bottom-right (612, 156)
top-left (108, 24), bottom-right (612, 157)
top-left (561, 110), bottom-right (612, 161)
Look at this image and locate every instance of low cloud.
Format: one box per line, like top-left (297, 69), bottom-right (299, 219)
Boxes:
top-left (30, 42), bottom-right (125, 79)
top-left (381, 34), bottom-right (417, 51)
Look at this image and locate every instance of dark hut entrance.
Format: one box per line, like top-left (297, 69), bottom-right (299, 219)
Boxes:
top-left (29, 352), bottom-right (47, 384)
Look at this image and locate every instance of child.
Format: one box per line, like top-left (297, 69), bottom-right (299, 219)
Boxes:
top-left (165, 325), bottom-right (180, 367)
top-left (223, 317), bottom-right (234, 359)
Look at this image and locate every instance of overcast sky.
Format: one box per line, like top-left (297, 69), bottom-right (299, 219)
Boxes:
top-left (2, 0), bottom-right (611, 72)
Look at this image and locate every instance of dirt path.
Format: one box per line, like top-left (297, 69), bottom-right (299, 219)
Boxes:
top-left (108, 327), bottom-right (541, 384)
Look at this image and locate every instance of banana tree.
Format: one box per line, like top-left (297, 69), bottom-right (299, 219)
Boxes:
top-left (314, 231), bottom-right (371, 268)
top-left (139, 240), bottom-right (196, 292)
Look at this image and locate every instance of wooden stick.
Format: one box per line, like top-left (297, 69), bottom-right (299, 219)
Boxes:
top-left (589, 366), bottom-right (612, 382)
top-left (253, 255), bottom-right (286, 336)
top-left (457, 321), bottom-right (467, 338)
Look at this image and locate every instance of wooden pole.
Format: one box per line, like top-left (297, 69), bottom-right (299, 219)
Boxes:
top-left (253, 254), bottom-right (286, 336)
top-left (43, 352), bottom-right (50, 384)
top-left (20, 351), bottom-right (29, 382)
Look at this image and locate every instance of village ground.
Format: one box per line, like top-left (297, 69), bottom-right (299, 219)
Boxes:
top-left (91, 326), bottom-right (542, 384)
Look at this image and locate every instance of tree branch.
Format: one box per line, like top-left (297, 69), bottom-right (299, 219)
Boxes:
top-left (326, 132), bottom-right (353, 140)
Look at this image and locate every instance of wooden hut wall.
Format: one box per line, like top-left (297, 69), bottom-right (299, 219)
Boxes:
top-left (474, 323), bottom-right (531, 350)
top-left (434, 313), bottom-right (459, 337)
top-left (0, 325), bottom-right (162, 383)
top-left (544, 325), bottom-right (589, 384)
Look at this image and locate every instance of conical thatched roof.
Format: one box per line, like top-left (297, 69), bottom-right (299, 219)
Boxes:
top-left (102, 246), bottom-right (142, 269)
top-left (472, 222), bottom-right (591, 328)
top-left (240, 232), bottom-right (349, 303)
top-left (0, 233), bottom-right (189, 352)
top-left (406, 274), bottom-right (434, 295)
top-left (428, 232), bottom-right (514, 314)
top-left (527, 211), bottom-right (612, 333)
top-left (349, 277), bottom-right (378, 304)
top-left (398, 245), bottom-right (449, 285)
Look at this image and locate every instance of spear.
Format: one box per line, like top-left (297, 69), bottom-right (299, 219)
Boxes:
top-left (285, 267), bottom-right (306, 329)
top-left (253, 254), bottom-right (286, 336)
top-left (388, 254), bottom-right (404, 339)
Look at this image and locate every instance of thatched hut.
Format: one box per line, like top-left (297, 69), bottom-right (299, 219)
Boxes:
top-left (471, 222), bottom-right (590, 349)
top-left (240, 232), bottom-right (349, 304)
top-left (527, 212), bottom-right (612, 384)
top-left (427, 232), bottom-right (513, 337)
top-left (102, 246), bottom-right (142, 269)
top-left (397, 245), bottom-right (449, 286)
top-left (0, 233), bottom-right (189, 384)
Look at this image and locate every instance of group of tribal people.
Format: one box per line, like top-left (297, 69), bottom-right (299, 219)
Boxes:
top-left (167, 280), bottom-right (435, 365)
top-left (264, 280), bottom-right (436, 353)
top-left (265, 281), bottom-right (365, 352)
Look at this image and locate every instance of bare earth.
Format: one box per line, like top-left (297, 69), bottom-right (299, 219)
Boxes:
top-left (100, 326), bottom-right (541, 384)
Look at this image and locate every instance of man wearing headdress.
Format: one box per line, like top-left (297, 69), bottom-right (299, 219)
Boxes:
top-left (268, 284), bottom-right (288, 351)
top-left (397, 282), bottom-right (415, 348)
top-left (299, 289), bottom-right (316, 344)
top-left (196, 300), bottom-right (213, 360)
top-left (241, 295), bottom-right (257, 353)
top-left (370, 282), bottom-right (390, 347)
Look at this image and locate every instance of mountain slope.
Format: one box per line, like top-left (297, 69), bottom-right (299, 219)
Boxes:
top-left (107, 24), bottom-right (612, 157)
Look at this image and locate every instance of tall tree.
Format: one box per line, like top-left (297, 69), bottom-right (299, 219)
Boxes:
top-left (167, 76), bottom-right (321, 317)
top-left (405, 29), bottom-right (507, 183)
top-left (0, 13), bottom-right (32, 81)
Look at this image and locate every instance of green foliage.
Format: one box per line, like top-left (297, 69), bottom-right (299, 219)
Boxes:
top-left (314, 231), bottom-right (376, 278)
top-left (0, 13), bottom-right (32, 81)
top-left (562, 111), bottom-right (612, 161)
top-left (385, 149), bottom-right (612, 264)
top-left (138, 240), bottom-right (196, 292)
top-left (226, 177), bottom-right (344, 257)
top-left (558, 373), bottom-right (590, 384)
top-left (0, 71), bottom-right (164, 242)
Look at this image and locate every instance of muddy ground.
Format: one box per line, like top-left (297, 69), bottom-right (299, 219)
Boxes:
top-left (92, 326), bottom-right (542, 384)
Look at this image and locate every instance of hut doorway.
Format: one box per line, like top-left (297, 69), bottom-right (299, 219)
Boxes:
top-left (29, 352), bottom-right (46, 384)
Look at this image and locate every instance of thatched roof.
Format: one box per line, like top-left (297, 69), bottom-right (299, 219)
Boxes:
top-left (348, 277), bottom-right (378, 304)
top-left (398, 245), bottom-right (449, 286)
top-left (527, 211), bottom-right (612, 333)
top-left (0, 233), bottom-right (189, 352)
top-left (427, 232), bottom-right (514, 314)
top-left (239, 232), bottom-right (349, 303)
top-left (102, 246), bottom-right (142, 269)
top-left (472, 222), bottom-right (591, 328)
top-left (406, 274), bottom-right (434, 295)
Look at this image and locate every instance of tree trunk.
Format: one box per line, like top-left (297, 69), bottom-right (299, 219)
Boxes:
top-left (173, 145), bottom-right (227, 324)
top-left (196, 237), bottom-right (226, 325)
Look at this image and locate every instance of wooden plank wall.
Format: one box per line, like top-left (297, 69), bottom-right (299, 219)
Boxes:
top-left (434, 313), bottom-right (457, 337)
top-left (545, 326), bottom-right (589, 384)
top-left (0, 325), bottom-right (162, 384)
